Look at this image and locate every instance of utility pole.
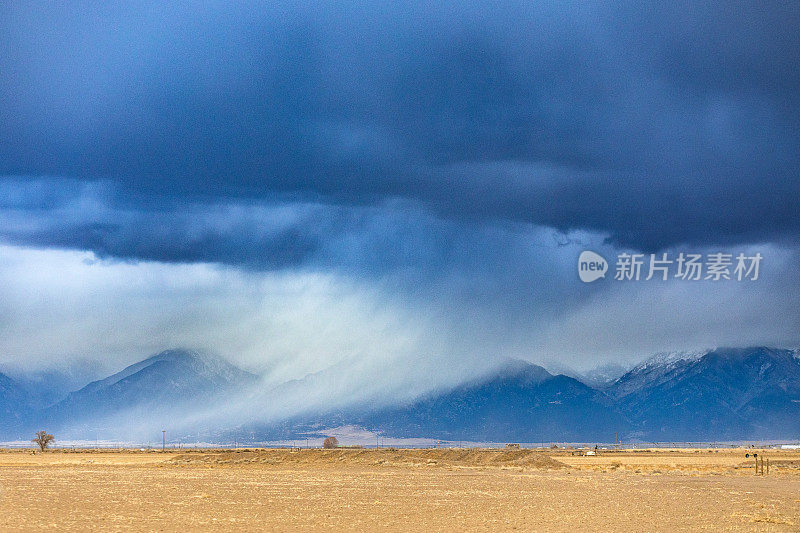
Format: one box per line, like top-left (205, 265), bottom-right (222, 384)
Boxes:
top-left (376, 429), bottom-right (379, 450)
top-left (162, 430), bottom-right (165, 452)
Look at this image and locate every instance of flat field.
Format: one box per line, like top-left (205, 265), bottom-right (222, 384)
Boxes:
top-left (0, 447), bottom-right (798, 531)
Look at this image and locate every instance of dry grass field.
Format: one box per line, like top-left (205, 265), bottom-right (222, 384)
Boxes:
top-left (0, 447), bottom-right (799, 531)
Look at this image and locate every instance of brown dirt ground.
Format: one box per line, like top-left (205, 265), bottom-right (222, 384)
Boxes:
top-left (0, 448), bottom-right (798, 531)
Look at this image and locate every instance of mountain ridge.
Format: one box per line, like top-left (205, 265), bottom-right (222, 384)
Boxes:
top-left (609, 347), bottom-right (800, 440)
top-left (3, 346), bottom-right (800, 443)
top-left (41, 349), bottom-right (259, 438)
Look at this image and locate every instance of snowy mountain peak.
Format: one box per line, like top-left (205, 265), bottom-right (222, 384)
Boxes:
top-left (633, 349), bottom-right (712, 372)
top-left (608, 349), bottom-right (713, 399)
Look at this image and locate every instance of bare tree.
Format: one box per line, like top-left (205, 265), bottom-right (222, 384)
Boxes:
top-left (32, 431), bottom-right (54, 452)
top-left (323, 436), bottom-right (339, 449)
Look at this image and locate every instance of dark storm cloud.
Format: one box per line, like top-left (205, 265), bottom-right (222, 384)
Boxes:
top-left (0, 178), bottom-right (574, 295)
top-left (0, 181), bottom-right (322, 269)
top-left (1, 1), bottom-right (799, 255)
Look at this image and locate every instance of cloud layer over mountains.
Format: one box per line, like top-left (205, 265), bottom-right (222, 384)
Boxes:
top-left (1, 2), bottom-right (799, 409)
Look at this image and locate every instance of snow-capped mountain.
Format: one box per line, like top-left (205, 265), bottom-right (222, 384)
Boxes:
top-left (609, 347), bottom-right (800, 440)
top-left (608, 349), bottom-right (711, 399)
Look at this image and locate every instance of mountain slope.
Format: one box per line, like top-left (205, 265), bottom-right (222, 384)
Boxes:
top-left (362, 361), bottom-right (628, 441)
top-left (255, 360), bottom-right (629, 442)
top-left (609, 347), bottom-right (800, 440)
top-left (43, 349), bottom-right (258, 437)
top-left (0, 372), bottom-right (31, 435)
top-left (2, 364), bottom-right (105, 410)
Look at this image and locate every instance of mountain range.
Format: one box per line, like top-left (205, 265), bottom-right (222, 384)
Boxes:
top-left (609, 347), bottom-right (800, 441)
top-left (1, 347), bottom-right (799, 443)
top-left (349, 360), bottom-right (627, 442)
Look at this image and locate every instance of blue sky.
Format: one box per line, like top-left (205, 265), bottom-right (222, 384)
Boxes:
top-left (0, 2), bottom-right (798, 399)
